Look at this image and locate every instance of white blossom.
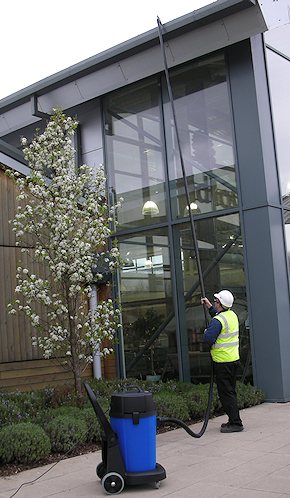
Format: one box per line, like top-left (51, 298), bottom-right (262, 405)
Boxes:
top-left (7, 109), bottom-right (121, 395)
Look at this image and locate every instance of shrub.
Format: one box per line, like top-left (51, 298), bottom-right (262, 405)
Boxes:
top-left (45, 415), bottom-right (87, 453)
top-left (35, 405), bottom-right (84, 430)
top-left (0, 390), bottom-right (49, 427)
top-left (185, 387), bottom-right (214, 420)
top-left (47, 405), bottom-right (83, 419)
top-left (82, 407), bottom-right (102, 443)
top-left (237, 381), bottom-right (265, 409)
top-left (0, 422), bottom-right (51, 464)
top-left (0, 397), bottom-right (24, 426)
top-left (153, 392), bottom-right (190, 420)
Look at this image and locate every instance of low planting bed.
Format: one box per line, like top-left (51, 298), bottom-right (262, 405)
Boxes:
top-left (0, 379), bottom-right (264, 475)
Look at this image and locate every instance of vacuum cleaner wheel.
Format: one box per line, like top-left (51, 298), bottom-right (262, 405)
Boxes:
top-left (101, 472), bottom-right (125, 495)
top-left (96, 462), bottom-right (105, 479)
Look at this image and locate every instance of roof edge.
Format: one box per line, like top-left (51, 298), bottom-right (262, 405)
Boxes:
top-left (0, 0), bottom-right (257, 113)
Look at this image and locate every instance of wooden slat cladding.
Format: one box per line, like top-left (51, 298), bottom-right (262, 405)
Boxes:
top-left (0, 359), bottom-right (93, 392)
top-left (0, 165), bottom-right (118, 389)
top-left (0, 167), bottom-right (17, 247)
top-left (0, 246), bottom-right (49, 363)
top-left (0, 166), bottom-right (35, 248)
top-left (0, 166), bottom-right (52, 363)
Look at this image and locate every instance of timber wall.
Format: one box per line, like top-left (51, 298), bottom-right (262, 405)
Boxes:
top-left (0, 165), bottom-right (117, 391)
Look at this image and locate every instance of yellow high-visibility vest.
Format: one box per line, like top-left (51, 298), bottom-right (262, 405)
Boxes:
top-left (210, 309), bottom-right (239, 363)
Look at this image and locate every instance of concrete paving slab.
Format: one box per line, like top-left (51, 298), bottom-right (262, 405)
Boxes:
top-left (1, 402), bottom-right (290, 498)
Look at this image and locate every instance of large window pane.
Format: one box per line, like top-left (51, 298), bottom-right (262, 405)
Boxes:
top-left (175, 214), bottom-right (251, 382)
top-left (118, 229), bottom-right (178, 379)
top-left (104, 80), bottom-right (167, 231)
top-left (266, 48), bottom-right (290, 281)
top-left (167, 54), bottom-right (238, 218)
top-left (266, 49), bottom-right (290, 201)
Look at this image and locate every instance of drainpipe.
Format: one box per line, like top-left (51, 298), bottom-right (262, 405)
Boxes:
top-left (90, 283), bottom-right (102, 379)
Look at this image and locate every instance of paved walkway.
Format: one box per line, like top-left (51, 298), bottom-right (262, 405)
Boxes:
top-left (1, 402), bottom-right (290, 497)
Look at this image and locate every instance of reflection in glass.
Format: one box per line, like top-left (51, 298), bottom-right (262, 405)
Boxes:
top-left (176, 214), bottom-right (251, 382)
top-left (167, 54), bottom-right (238, 218)
top-left (104, 79), bottom-right (167, 230)
top-left (118, 229), bottom-right (178, 379)
top-left (266, 49), bottom-right (290, 201)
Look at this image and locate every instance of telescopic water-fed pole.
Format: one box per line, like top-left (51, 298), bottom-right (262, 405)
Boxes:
top-left (156, 16), bottom-right (214, 438)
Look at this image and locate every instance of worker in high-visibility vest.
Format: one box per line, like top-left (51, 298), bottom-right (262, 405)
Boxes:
top-left (201, 290), bottom-right (244, 433)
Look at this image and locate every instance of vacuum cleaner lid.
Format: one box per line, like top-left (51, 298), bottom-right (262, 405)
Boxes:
top-left (110, 389), bottom-right (156, 418)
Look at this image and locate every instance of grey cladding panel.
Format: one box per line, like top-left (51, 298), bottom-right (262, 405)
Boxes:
top-left (0, 153), bottom-right (30, 176)
top-left (244, 206), bottom-right (290, 400)
top-left (82, 149), bottom-right (104, 170)
top-left (38, 64), bottom-right (126, 115)
top-left (80, 105), bottom-right (103, 154)
top-left (169, 22), bottom-right (229, 63)
top-left (0, 102), bottom-right (40, 138)
top-left (75, 65), bottom-right (126, 101)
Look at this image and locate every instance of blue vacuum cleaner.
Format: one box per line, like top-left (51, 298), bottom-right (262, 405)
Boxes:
top-left (84, 382), bottom-right (166, 495)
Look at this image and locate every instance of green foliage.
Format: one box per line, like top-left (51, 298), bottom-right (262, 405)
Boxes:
top-left (48, 405), bottom-right (83, 419)
top-left (0, 379), bottom-right (265, 465)
top-left (184, 384), bottom-right (220, 420)
top-left (237, 381), bottom-right (265, 409)
top-left (0, 423), bottom-right (51, 464)
top-left (82, 407), bottom-right (102, 443)
top-left (153, 392), bottom-right (190, 420)
top-left (35, 405), bottom-right (84, 430)
top-left (45, 415), bottom-right (87, 453)
top-left (0, 390), bottom-right (47, 427)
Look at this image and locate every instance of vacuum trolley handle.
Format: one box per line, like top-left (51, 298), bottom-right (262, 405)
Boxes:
top-left (83, 382), bottom-right (116, 442)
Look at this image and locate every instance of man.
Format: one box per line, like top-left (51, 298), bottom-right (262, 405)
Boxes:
top-left (201, 290), bottom-right (244, 433)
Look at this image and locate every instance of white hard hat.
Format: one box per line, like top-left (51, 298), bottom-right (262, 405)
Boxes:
top-left (214, 290), bottom-right (234, 308)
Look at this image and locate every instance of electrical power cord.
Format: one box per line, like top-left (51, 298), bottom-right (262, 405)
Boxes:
top-left (7, 416), bottom-right (106, 498)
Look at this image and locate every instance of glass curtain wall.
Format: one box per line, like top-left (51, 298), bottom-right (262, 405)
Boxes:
top-left (104, 51), bottom-right (251, 383)
top-left (165, 54), bottom-right (238, 219)
top-left (174, 214), bottom-right (249, 380)
top-left (118, 230), bottom-right (177, 380)
top-left (104, 79), bottom-right (166, 231)
top-left (266, 47), bottom-right (290, 278)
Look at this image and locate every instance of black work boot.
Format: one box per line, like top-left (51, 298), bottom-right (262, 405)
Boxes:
top-left (220, 424), bottom-right (244, 433)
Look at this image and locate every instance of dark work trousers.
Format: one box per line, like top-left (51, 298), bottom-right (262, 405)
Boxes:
top-left (214, 360), bottom-right (243, 426)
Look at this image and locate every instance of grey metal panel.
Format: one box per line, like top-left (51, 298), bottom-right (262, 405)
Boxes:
top-left (257, 0), bottom-right (290, 30)
top-left (38, 64), bottom-right (127, 114)
top-left (170, 6), bottom-right (266, 64)
top-left (0, 102), bottom-right (40, 137)
top-left (0, 152), bottom-right (30, 176)
top-left (228, 39), bottom-right (290, 401)
top-left (79, 102), bottom-right (103, 154)
top-left (250, 35), bottom-right (282, 205)
top-left (82, 149), bottom-right (104, 170)
top-left (265, 22), bottom-right (290, 59)
top-left (243, 207), bottom-right (290, 401)
top-left (227, 39), bottom-right (280, 209)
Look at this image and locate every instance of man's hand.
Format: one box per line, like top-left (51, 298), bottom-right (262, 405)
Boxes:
top-left (201, 297), bottom-right (212, 309)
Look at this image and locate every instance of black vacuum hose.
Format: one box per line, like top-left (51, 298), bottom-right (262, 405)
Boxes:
top-left (157, 358), bottom-right (214, 438)
top-left (156, 16), bottom-right (215, 438)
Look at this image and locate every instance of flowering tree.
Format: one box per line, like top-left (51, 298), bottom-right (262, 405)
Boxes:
top-left (7, 109), bottom-right (120, 396)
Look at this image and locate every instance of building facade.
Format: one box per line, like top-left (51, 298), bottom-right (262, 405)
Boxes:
top-left (1, 0), bottom-right (290, 401)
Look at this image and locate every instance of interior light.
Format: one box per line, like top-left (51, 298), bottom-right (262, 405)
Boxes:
top-left (184, 202), bottom-right (199, 216)
top-left (142, 201), bottom-right (159, 216)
